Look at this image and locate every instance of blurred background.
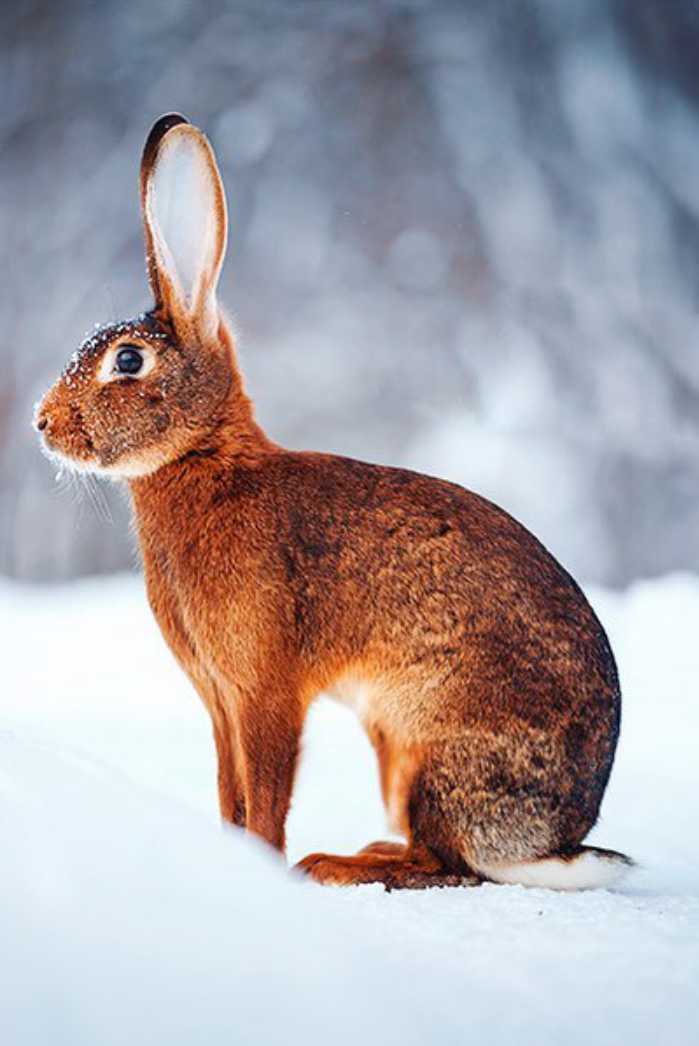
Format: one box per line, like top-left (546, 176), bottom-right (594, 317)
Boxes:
top-left (3, 0), bottom-right (699, 587)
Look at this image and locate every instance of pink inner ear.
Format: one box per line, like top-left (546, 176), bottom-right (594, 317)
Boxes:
top-left (148, 129), bottom-right (222, 313)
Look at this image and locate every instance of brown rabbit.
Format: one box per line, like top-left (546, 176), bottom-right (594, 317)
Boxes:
top-left (36, 114), bottom-right (631, 890)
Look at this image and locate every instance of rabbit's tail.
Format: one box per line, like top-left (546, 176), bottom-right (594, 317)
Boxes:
top-left (478, 846), bottom-right (634, 891)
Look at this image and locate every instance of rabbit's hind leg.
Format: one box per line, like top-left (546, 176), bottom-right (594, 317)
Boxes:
top-left (295, 740), bottom-right (481, 889)
top-left (295, 843), bottom-right (480, 890)
top-left (408, 733), bottom-right (579, 879)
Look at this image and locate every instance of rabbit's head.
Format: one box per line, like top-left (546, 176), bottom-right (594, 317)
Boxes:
top-left (35, 114), bottom-right (249, 479)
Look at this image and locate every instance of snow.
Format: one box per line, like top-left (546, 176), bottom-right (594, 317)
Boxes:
top-left (1, 572), bottom-right (698, 1044)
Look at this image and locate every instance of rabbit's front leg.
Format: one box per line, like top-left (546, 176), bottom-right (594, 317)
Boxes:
top-left (235, 689), bottom-right (304, 853)
top-left (212, 715), bottom-right (246, 827)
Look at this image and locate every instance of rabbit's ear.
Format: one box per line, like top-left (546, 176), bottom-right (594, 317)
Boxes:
top-left (140, 114), bottom-right (228, 342)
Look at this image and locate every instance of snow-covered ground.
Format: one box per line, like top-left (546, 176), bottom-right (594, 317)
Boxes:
top-left (1, 572), bottom-right (697, 1044)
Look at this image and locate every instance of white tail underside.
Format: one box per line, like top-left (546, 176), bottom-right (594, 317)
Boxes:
top-left (479, 849), bottom-right (632, 891)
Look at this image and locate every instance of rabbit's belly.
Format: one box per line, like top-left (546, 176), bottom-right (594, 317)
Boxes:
top-left (327, 673), bottom-right (410, 732)
top-left (326, 671), bottom-right (446, 746)
top-left (327, 674), bottom-right (374, 719)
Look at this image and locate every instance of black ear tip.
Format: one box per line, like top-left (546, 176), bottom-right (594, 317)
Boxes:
top-left (142, 113), bottom-right (190, 167)
top-left (150, 112), bottom-right (189, 138)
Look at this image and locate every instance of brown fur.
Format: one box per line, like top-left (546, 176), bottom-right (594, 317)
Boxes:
top-left (35, 115), bottom-right (627, 889)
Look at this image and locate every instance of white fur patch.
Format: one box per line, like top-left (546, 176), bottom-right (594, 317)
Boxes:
top-left (40, 442), bottom-right (164, 482)
top-left (151, 132), bottom-right (212, 299)
top-left (328, 675), bottom-right (373, 722)
top-left (479, 851), bottom-right (631, 891)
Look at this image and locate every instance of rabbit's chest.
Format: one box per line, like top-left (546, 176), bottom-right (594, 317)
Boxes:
top-left (143, 535), bottom-right (261, 678)
top-left (143, 557), bottom-right (202, 674)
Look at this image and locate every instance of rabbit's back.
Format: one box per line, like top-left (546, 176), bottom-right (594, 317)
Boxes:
top-left (261, 450), bottom-right (617, 701)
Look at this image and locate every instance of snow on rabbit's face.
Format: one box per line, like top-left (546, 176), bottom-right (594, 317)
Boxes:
top-left (34, 314), bottom-right (231, 479)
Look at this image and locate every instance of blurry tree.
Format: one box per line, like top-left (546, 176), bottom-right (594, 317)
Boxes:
top-left (2, 0), bottom-right (698, 585)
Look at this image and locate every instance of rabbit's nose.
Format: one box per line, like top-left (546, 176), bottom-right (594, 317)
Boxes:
top-left (35, 411), bottom-right (55, 440)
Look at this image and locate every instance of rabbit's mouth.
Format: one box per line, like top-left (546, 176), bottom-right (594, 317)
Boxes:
top-left (35, 417), bottom-right (137, 480)
top-left (36, 429), bottom-right (139, 481)
top-left (34, 400), bottom-right (97, 467)
top-left (36, 427), bottom-right (98, 476)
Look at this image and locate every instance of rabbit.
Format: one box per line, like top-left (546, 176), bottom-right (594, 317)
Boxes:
top-left (35, 113), bottom-right (632, 890)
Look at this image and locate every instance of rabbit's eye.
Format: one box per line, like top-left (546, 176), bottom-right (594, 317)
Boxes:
top-left (115, 346), bottom-right (144, 375)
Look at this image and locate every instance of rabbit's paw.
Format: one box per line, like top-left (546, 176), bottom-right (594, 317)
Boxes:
top-left (295, 852), bottom-right (362, 886)
top-left (294, 850), bottom-right (481, 890)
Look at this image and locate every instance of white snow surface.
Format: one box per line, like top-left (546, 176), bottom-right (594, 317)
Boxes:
top-left (1, 572), bottom-right (698, 1044)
